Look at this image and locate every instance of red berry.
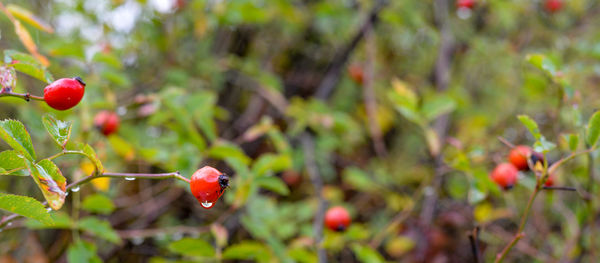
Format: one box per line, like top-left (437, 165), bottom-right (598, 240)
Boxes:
top-left (491, 163), bottom-right (518, 190)
top-left (325, 206), bottom-right (351, 232)
top-left (190, 166), bottom-right (229, 209)
top-left (43, 77), bottom-right (86, 111)
top-left (544, 0), bottom-right (563, 13)
top-left (545, 175), bottom-right (555, 187)
top-left (456, 0), bottom-right (475, 9)
top-left (94, 110), bottom-right (120, 136)
top-left (508, 145), bottom-right (532, 171)
top-left (348, 64), bottom-right (364, 85)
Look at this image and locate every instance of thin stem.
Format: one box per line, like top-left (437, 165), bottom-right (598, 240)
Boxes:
top-left (0, 91), bottom-right (45, 102)
top-left (542, 186), bottom-right (577, 191)
top-left (495, 189), bottom-right (539, 263)
top-left (497, 136), bottom-right (516, 148)
top-left (3, 150), bottom-right (91, 175)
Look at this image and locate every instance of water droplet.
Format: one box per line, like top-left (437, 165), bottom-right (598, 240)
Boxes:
top-left (125, 177), bottom-right (136, 181)
top-left (132, 237), bottom-right (144, 245)
top-left (71, 186), bottom-right (80, 192)
top-left (46, 208), bottom-right (52, 212)
top-left (201, 201), bottom-right (213, 208)
top-left (7, 222), bottom-right (12, 227)
top-left (457, 7), bottom-right (472, 20)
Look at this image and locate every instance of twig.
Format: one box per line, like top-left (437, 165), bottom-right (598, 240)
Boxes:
top-left (301, 133), bottom-right (327, 263)
top-left (542, 186), bottom-right (577, 191)
top-left (362, 22), bottom-right (387, 157)
top-left (468, 226), bottom-right (482, 263)
top-left (314, 0), bottom-right (388, 100)
top-left (497, 136), bottom-right (516, 149)
top-left (0, 91), bottom-right (45, 102)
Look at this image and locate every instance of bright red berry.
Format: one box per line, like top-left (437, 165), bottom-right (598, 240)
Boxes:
top-left (491, 163), bottom-right (518, 190)
top-left (325, 206), bottom-right (351, 232)
top-left (43, 77), bottom-right (86, 111)
top-left (544, 0), bottom-right (563, 13)
top-left (94, 110), bottom-right (120, 136)
top-left (456, 0), bottom-right (475, 9)
top-left (190, 166), bottom-right (229, 209)
top-left (508, 145), bottom-right (532, 171)
top-left (348, 64), bottom-right (364, 85)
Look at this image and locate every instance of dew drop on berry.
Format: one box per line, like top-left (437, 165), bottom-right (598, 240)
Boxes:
top-left (71, 186), bottom-right (80, 192)
top-left (201, 201), bottom-right (214, 208)
top-left (125, 177), bottom-right (136, 181)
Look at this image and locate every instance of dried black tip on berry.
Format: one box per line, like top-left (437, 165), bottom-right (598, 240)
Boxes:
top-left (218, 174), bottom-right (229, 188)
top-left (335, 225), bottom-right (346, 232)
top-left (74, 76), bottom-right (86, 86)
top-left (504, 185), bottom-right (514, 191)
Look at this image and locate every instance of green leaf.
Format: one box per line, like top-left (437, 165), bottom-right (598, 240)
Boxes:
top-left (343, 167), bottom-right (378, 192)
top-left (82, 194), bottom-right (115, 215)
top-left (24, 159), bottom-right (67, 210)
top-left (533, 137), bottom-right (556, 153)
top-left (24, 211), bottom-right (72, 229)
top-left (92, 52), bottom-right (122, 69)
top-left (6, 4), bottom-right (54, 33)
top-left (78, 217), bottom-right (121, 244)
top-left (42, 114), bottom-right (72, 148)
top-left (587, 111), bottom-right (600, 147)
top-left (255, 176), bottom-right (290, 196)
top-left (288, 248), bottom-right (317, 263)
top-left (351, 244), bottom-right (385, 263)
top-left (563, 133), bottom-right (579, 152)
top-left (222, 242), bottom-right (271, 263)
top-left (0, 192), bottom-right (53, 226)
top-left (107, 135), bottom-right (135, 161)
top-left (67, 240), bottom-right (102, 263)
top-left (517, 115), bottom-right (541, 140)
top-left (208, 143), bottom-right (251, 166)
top-left (0, 150), bottom-right (27, 176)
top-left (4, 50), bottom-right (53, 83)
top-left (78, 143), bottom-right (104, 175)
top-left (167, 238), bottom-right (215, 258)
top-left (251, 154), bottom-right (292, 177)
top-left (0, 119), bottom-right (36, 160)
top-left (526, 53), bottom-right (557, 77)
top-left (422, 95), bottom-right (456, 121)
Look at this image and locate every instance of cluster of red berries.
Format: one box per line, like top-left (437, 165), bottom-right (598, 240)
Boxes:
top-left (455, 0), bottom-right (563, 13)
top-left (491, 145), bottom-right (554, 190)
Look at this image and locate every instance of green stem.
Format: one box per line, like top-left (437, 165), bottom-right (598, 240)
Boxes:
top-left (0, 91), bottom-right (45, 101)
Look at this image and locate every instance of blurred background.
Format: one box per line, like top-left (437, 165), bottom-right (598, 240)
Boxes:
top-left (1, 0), bottom-right (600, 262)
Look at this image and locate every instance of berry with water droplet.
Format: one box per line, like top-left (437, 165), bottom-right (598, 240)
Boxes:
top-left (43, 77), bottom-right (86, 110)
top-left (325, 206), bottom-right (351, 232)
top-left (190, 166), bottom-right (229, 209)
top-left (491, 163), bottom-right (518, 190)
top-left (94, 110), bottom-right (120, 136)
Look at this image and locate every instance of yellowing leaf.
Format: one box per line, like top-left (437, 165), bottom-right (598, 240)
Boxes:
top-left (13, 20), bottom-right (49, 67)
top-left (107, 135), bottom-right (135, 161)
top-left (6, 4), bottom-right (54, 33)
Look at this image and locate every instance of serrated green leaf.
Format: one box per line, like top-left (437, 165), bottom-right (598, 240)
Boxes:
top-left (526, 53), bottom-right (557, 77)
top-left (4, 50), bottom-right (53, 83)
top-left (0, 150), bottom-right (27, 176)
top-left (251, 154), bottom-right (291, 177)
top-left (563, 133), bottom-right (579, 152)
top-left (0, 192), bottom-right (53, 225)
top-left (167, 238), bottom-right (215, 258)
top-left (208, 143), bottom-right (251, 166)
top-left (0, 119), bottom-right (36, 160)
top-left (67, 240), bottom-right (102, 263)
top-left (78, 143), bottom-right (104, 175)
top-left (24, 159), bottom-right (66, 210)
top-left (222, 242), bottom-right (271, 263)
top-left (82, 194), bottom-right (115, 215)
top-left (351, 244), bottom-right (385, 263)
top-left (24, 211), bottom-right (72, 229)
top-left (517, 115), bottom-right (541, 140)
top-left (6, 4), bottom-right (54, 33)
top-left (78, 217), bottom-right (121, 244)
top-left (255, 176), bottom-right (290, 196)
top-left (42, 114), bottom-right (72, 148)
top-left (587, 111), bottom-right (600, 147)
top-left (422, 95), bottom-right (456, 121)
